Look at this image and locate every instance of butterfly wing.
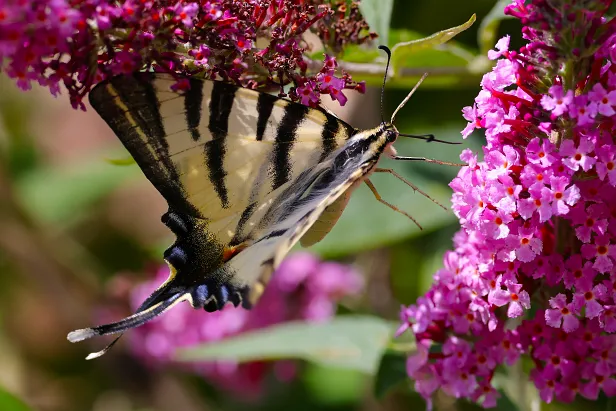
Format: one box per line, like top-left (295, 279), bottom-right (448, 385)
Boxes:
top-left (90, 74), bottom-right (355, 241)
top-left (299, 190), bottom-right (352, 247)
top-left (70, 74), bottom-right (360, 346)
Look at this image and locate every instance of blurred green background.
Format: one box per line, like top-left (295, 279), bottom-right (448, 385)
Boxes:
top-left (2, 1), bottom-right (609, 411)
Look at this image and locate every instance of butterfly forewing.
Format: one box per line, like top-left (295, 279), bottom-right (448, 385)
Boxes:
top-left (89, 74), bottom-right (355, 243)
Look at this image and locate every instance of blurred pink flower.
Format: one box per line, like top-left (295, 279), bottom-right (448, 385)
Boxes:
top-left (128, 252), bottom-right (362, 398)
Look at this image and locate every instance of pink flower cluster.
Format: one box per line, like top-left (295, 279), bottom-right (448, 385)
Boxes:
top-left (0, 0), bottom-right (371, 109)
top-left (397, 0), bottom-right (616, 408)
top-left (128, 253), bottom-right (362, 397)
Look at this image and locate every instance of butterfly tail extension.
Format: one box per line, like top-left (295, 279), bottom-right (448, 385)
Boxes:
top-left (67, 292), bottom-right (184, 343)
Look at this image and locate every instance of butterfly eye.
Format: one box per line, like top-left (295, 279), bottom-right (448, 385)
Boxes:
top-left (386, 130), bottom-right (397, 143)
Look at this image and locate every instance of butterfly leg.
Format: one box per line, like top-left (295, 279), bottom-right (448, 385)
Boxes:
top-left (391, 156), bottom-right (465, 167)
top-left (374, 168), bottom-right (447, 211)
top-left (364, 179), bottom-right (422, 230)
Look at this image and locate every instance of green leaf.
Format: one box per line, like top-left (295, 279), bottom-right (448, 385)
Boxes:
top-left (16, 152), bottom-right (140, 223)
top-left (104, 155), bottom-right (136, 166)
top-left (478, 0), bottom-right (514, 55)
top-left (358, 0), bottom-right (394, 46)
top-left (177, 315), bottom-right (393, 374)
top-left (390, 14), bottom-right (477, 76)
top-left (0, 387), bottom-right (32, 411)
top-left (374, 350), bottom-right (408, 398)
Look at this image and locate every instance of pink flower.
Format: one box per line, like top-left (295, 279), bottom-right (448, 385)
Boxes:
top-left (517, 184), bottom-right (552, 222)
top-left (514, 226), bottom-right (543, 262)
top-left (489, 281), bottom-right (530, 317)
top-left (581, 234), bottom-right (616, 273)
top-left (559, 137), bottom-right (596, 172)
top-left (173, 2), bottom-right (199, 27)
top-left (563, 254), bottom-right (597, 289)
top-left (461, 104), bottom-right (480, 138)
top-left (526, 138), bottom-right (557, 167)
top-left (487, 35), bottom-right (510, 60)
top-left (596, 145), bottom-right (616, 185)
top-left (1, 0), bottom-right (370, 108)
top-left (545, 294), bottom-right (580, 332)
top-left (570, 203), bottom-right (608, 243)
top-left (589, 83), bottom-right (616, 117)
top-left (296, 81), bottom-right (320, 107)
top-left (547, 176), bottom-right (580, 216)
top-left (569, 95), bottom-right (598, 126)
top-left (574, 283), bottom-right (607, 319)
top-left (540, 85), bottom-right (573, 116)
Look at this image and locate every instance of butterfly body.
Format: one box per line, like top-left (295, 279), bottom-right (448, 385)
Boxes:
top-left (68, 73), bottom-right (405, 353)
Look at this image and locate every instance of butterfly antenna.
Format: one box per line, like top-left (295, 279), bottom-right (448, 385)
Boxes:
top-left (391, 73), bottom-right (429, 125)
top-left (398, 133), bottom-right (462, 145)
top-left (378, 45), bottom-right (392, 125)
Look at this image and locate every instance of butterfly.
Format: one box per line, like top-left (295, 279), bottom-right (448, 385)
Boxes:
top-left (67, 46), bottom-right (457, 359)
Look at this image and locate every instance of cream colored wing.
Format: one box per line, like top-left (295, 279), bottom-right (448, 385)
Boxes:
top-left (89, 73), bottom-right (356, 245)
top-left (299, 188), bottom-right (353, 247)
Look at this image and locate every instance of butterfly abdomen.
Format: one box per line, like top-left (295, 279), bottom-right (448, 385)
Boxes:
top-left (159, 210), bottom-right (249, 311)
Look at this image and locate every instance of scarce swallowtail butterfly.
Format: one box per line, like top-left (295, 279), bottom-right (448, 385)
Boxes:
top-left (68, 46), bottom-right (458, 359)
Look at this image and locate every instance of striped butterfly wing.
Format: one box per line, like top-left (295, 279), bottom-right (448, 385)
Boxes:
top-left (90, 74), bottom-right (355, 240)
top-left (78, 73), bottom-right (358, 338)
top-left (224, 137), bottom-right (381, 305)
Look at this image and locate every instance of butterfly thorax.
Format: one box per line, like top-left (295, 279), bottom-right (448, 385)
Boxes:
top-left (332, 122), bottom-right (398, 172)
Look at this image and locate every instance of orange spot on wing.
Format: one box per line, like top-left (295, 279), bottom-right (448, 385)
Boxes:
top-left (222, 243), bottom-right (249, 262)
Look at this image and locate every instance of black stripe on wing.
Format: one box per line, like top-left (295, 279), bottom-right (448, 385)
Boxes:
top-left (185, 78), bottom-right (204, 141)
top-left (206, 82), bottom-right (237, 209)
top-left (256, 92), bottom-right (277, 141)
top-left (320, 115), bottom-right (341, 161)
top-left (271, 104), bottom-right (309, 190)
top-left (89, 74), bottom-right (202, 218)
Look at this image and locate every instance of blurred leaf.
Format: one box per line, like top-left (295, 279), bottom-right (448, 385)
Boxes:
top-left (390, 225), bottom-right (458, 301)
top-left (0, 78), bottom-right (40, 177)
top-left (390, 14), bottom-right (476, 76)
top-left (374, 350), bottom-right (408, 398)
top-left (104, 155), bottom-right (136, 166)
top-left (0, 387), bottom-right (31, 411)
top-left (17, 153), bottom-right (139, 223)
top-left (338, 46), bottom-right (381, 63)
top-left (177, 315), bottom-right (393, 374)
top-left (358, 0), bottom-right (394, 46)
top-left (390, 241), bottom-right (426, 304)
top-left (303, 364), bottom-right (366, 404)
top-left (495, 390), bottom-right (522, 411)
top-left (478, 0), bottom-right (514, 55)
top-left (608, 397), bottom-right (616, 411)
